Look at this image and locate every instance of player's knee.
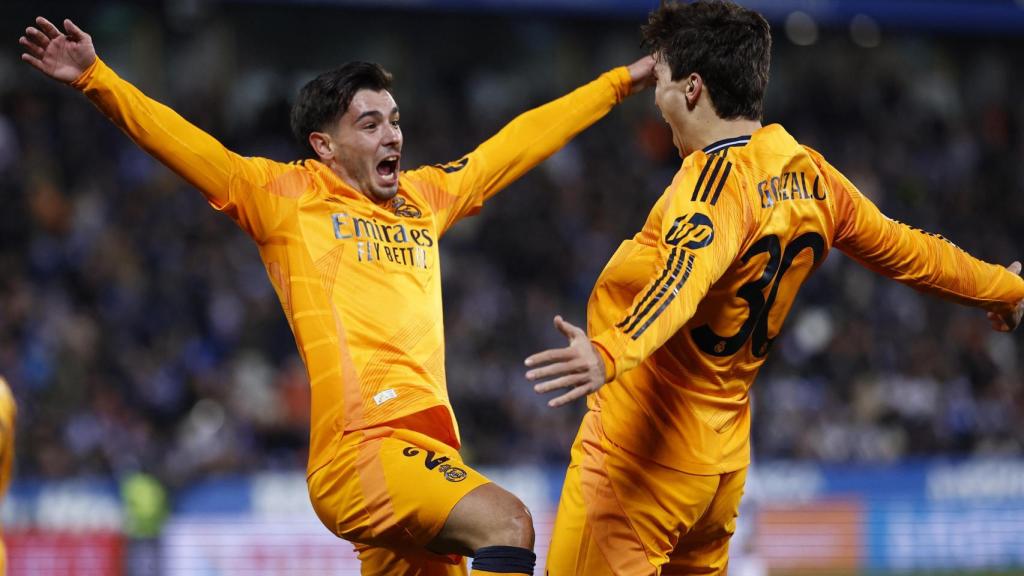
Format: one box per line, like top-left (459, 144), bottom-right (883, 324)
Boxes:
top-left (433, 483), bottom-right (535, 555)
top-left (484, 496), bottom-right (534, 549)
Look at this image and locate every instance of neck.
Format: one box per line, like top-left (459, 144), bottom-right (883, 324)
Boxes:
top-left (681, 115), bottom-right (762, 157)
top-left (321, 159), bottom-right (372, 199)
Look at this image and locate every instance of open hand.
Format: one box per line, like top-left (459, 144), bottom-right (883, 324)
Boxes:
top-left (987, 261), bottom-right (1024, 332)
top-left (525, 315), bottom-right (607, 408)
top-left (20, 17), bottom-right (96, 84)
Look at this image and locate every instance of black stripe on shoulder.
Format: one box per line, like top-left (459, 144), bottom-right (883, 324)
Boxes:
top-left (699, 155), bottom-right (726, 203)
top-left (709, 161), bottom-right (733, 206)
top-left (690, 157), bottom-right (716, 202)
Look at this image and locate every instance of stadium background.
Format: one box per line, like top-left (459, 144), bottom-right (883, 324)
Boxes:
top-left (2, 0), bottom-right (1024, 574)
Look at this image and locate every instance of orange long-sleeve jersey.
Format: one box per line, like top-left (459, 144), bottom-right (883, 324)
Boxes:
top-left (588, 124), bottom-right (1024, 474)
top-left (73, 58), bottom-right (632, 476)
top-left (0, 378), bottom-right (14, 500)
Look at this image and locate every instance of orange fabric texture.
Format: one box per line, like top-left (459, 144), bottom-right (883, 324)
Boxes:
top-left (0, 377), bottom-right (14, 576)
top-left (587, 124), bottom-right (1024, 474)
top-left (547, 411), bottom-right (743, 575)
top-left (71, 57), bottom-right (632, 477)
top-left (307, 424), bottom-right (489, 567)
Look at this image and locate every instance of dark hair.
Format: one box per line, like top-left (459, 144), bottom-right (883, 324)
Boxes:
top-left (642, 0), bottom-right (771, 120)
top-left (290, 62), bottom-right (393, 144)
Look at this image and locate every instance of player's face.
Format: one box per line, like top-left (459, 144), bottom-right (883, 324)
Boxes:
top-left (652, 58), bottom-right (690, 157)
top-left (330, 89), bottom-right (403, 202)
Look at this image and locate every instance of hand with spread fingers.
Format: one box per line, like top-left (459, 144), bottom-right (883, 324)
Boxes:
top-left (525, 315), bottom-right (608, 408)
top-left (19, 16), bottom-right (96, 84)
top-left (987, 261), bottom-right (1024, 332)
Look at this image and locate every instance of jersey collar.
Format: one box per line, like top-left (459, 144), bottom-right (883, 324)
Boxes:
top-left (702, 135), bottom-right (752, 155)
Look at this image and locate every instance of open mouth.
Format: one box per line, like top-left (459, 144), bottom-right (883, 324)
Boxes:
top-left (376, 156), bottom-right (400, 182)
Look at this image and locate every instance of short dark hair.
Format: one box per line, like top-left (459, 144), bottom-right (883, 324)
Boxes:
top-left (290, 62), bottom-right (393, 144)
top-left (642, 0), bottom-right (771, 121)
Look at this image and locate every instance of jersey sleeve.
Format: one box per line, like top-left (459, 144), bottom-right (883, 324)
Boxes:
top-left (402, 67), bottom-right (632, 236)
top-left (818, 151), bottom-right (1024, 317)
top-left (590, 154), bottom-right (752, 381)
top-left (0, 377), bottom-right (15, 499)
top-left (71, 58), bottom-right (299, 240)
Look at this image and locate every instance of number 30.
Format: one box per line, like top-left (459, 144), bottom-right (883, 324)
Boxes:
top-left (691, 232), bottom-right (824, 357)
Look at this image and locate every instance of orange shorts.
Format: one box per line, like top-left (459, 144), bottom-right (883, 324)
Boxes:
top-left (546, 410), bottom-right (747, 576)
top-left (307, 416), bottom-right (491, 575)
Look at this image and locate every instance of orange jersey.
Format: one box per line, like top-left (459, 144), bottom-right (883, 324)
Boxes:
top-left (588, 124), bottom-right (1024, 474)
top-left (0, 377), bottom-right (14, 500)
top-left (72, 58), bottom-right (631, 476)
top-left (0, 377), bottom-right (14, 576)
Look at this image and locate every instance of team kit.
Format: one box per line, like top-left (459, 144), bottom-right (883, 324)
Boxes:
top-left (17, 0), bottom-right (1024, 575)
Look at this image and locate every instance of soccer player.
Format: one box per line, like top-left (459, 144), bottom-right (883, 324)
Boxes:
top-left (19, 16), bottom-right (654, 576)
top-left (0, 377), bottom-right (15, 576)
top-left (524, 1), bottom-right (1024, 574)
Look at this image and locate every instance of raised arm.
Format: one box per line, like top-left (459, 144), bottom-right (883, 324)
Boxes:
top-left (461, 56), bottom-right (655, 201)
top-left (818, 151), bottom-right (1024, 329)
top-left (20, 17), bottom-right (283, 219)
top-left (404, 57), bottom-right (655, 235)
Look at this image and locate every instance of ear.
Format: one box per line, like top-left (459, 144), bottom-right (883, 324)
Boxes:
top-left (308, 131), bottom-right (334, 161)
top-left (685, 73), bottom-right (703, 107)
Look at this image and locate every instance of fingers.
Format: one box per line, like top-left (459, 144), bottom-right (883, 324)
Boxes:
top-left (547, 383), bottom-right (595, 408)
top-left (1009, 261), bottom-right (1022, 276)
top-left (532, 373), bottom-right (589, 395)
top-left (525, 347), bottom-right (574, 368)
top-left (627, 55), bottom-right (655, 74)
top-left (526, 359), bottom-right (584, 382)
top-left (1012, 301), bottom-right (1024, 331)
top-left (553, 315), bottom-right (582, 340)
top-left (24, 27), bottom-right (50, 47)
top-left (35, 17), bottom-right (62, 40)
top-left (63, 18), bottom-right (86, 39)
top-left (523, 317), bottom-right (584, 368)
top-left (19, 36), bottom-right (45, 59)
top-left (20, 52), bottom-right (47, 73)
top-left (626, 55), bottom-right (657, 94)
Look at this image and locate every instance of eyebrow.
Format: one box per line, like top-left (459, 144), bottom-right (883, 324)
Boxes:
top-left (355, 106), bottom-right (400, 123)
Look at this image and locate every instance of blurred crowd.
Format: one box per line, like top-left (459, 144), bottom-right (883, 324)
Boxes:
top-left (1, 2), bottom-right (1023, 488)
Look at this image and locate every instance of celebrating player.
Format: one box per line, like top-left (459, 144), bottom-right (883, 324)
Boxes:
top-left (525, 1), bottom-right (1024, 574)
top-left (20, 15), bottom-right (653, 576)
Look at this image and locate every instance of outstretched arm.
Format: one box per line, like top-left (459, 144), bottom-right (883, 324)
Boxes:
top-left (987, 262), bottom-right (1024, 331)
top-left (465, 55), bottom-right (656, 199)
top-left (465, 56), bottom-right (655, 199)
top-left (20, 17), bottom-right (282, 219)
top-left (818, 150), bottom-right (1024, 331)
top-left (404, 56), bottom-right (656, 235)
